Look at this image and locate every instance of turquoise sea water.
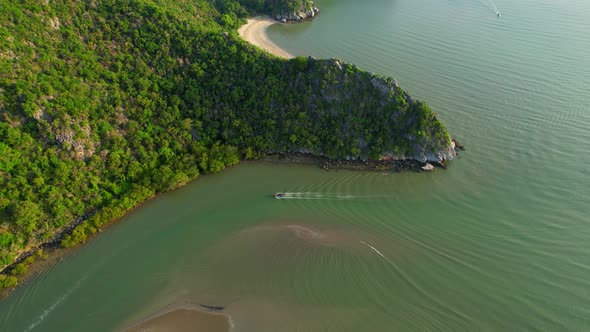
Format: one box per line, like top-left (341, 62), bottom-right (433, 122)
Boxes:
top-left (1, 0), bottom-right (589, 330)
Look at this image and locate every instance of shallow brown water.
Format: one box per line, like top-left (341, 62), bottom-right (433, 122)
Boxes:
top-left (125, 307), bottom-right (230, 332)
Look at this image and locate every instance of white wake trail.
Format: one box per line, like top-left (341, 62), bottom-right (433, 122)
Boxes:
top-left (488, 0), bottom-right (500, 15)
top-left (360, 240), bottom-right (387, 259)
top-left (280, 192), bottom-right (357, 200)
top-left (25, 275), bottom-right (89, 331)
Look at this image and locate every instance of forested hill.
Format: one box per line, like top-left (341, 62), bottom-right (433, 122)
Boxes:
top-left (0, 0), bottom-right (454, 288)
top-left (230, 0), bottom-right (313, 13)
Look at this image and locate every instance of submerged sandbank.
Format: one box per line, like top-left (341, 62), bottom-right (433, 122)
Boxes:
top-left (237, 17), bottom-right (294, 59)
top-left (124, 307), bottom-right (231, 332)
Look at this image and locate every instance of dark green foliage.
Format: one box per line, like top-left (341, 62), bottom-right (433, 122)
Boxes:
top-left (0, 0), bottom-right (451, 282)
top-left (266, 0), bottom-right (315, 14)
top-left (292, 56), bottom-right (309, 71)
top-left (8, 201), bottom-right (44, 238)
top-left (9, 262), bottom-right (28, 277)
top-left (231, 0), bottom-right (313, 14)
top-left (5, 250), bottom-right (44, 281)
top-left (0, 275), bottom-right (18, 289)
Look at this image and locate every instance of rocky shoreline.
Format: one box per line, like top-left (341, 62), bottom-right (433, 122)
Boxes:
top-left (0, 209), bottom-right (97, 278)
top-left (264, 140), bottom-right (464, 172)
top-left (274, 1), bottom-right (320, 23)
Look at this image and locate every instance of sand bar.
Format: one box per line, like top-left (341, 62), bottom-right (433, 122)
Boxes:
top-left (124, 307), bottom-right (231, 332)
top-left (238, 17), bottom-right (294, 59)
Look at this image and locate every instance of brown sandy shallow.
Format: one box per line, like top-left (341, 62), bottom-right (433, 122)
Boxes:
top-left (237, 222), bottom-right (370, 250)
top-left (237, 16), bottom-right (294, 59)
top-left (211, 220), bottom-right (408, 260)
top-left (124, 307), bottom-right (231, 332)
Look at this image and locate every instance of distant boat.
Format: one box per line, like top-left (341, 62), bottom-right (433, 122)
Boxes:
top-left (497, 13), bottom-right (501, 17)
top-left (274, 192), bottom-right (286, 199)
top-left (200, 304), bottom-right (224, 311)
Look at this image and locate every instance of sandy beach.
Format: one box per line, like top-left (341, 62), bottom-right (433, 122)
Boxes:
top-left (238, 17), bottom-right (294, 59)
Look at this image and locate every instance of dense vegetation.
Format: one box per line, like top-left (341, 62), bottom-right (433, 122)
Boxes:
top-left (228, 0), bottom-right (315, 15)
top-left (0, 0), bottom-right (452, 289)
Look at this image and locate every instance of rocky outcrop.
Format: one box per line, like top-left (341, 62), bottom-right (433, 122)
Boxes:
top-left (410, 138), bottom-right (456, 164)
top-left (421, 163), bottom-right (435, 171)
top-left (275, 1), bottom-right (319, 23)
top-left (281, 57), bottom-right (457, 165)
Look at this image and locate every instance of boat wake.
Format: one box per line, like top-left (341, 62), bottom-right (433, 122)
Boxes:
top-left (360, 240), bottom-right (388, 260)
top-left (277, 192), bottom-right (357, 200)
top-left (24, 274), bottom-right (90, 331)
top-left (486, 0), bottom-right (501, 16)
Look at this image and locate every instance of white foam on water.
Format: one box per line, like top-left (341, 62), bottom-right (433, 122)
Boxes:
top-left (360, 241), bottom-right (387, 260)
top-left (488, 0), bottom-right (500, 15)
top-left (24, 276), bottom-right (87, 332)
top-left (279, 192), bottom-right (357, 200)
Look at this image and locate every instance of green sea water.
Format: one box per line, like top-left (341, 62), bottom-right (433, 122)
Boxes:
top-left (1, 0), bottom-right (590, 330)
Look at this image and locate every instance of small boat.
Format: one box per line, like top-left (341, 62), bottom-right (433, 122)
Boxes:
top-left (497, 13), bottom-right (501, 17)
top-left (274, 192), bottom-right (286, 199)
top-left (200, 304), bottom-right (224, 311)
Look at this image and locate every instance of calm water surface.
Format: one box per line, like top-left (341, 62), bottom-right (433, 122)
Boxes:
top-left (1, 0), bottom-right (589, 330)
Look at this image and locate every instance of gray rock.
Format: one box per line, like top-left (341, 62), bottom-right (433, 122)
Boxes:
top-left (409, 138), bottom-right (456, 163)
top-left (404, 93), bottom-right (414, 103)
top-left (276, 1), bottom-right (319, 22)
top-left (332, 58), bottom-right (343, 71)
top-left (370, 77), bottom-right (391, 95)
top-left (422, 163), bottom-right (435, 171)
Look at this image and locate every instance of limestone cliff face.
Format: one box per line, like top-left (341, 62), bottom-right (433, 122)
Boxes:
top-left (409, 137), bottom-right (456, 164)
top-left (282, 57), bottom-right (456, 164)
top-left (273, 0), bottom-right (319, 22)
